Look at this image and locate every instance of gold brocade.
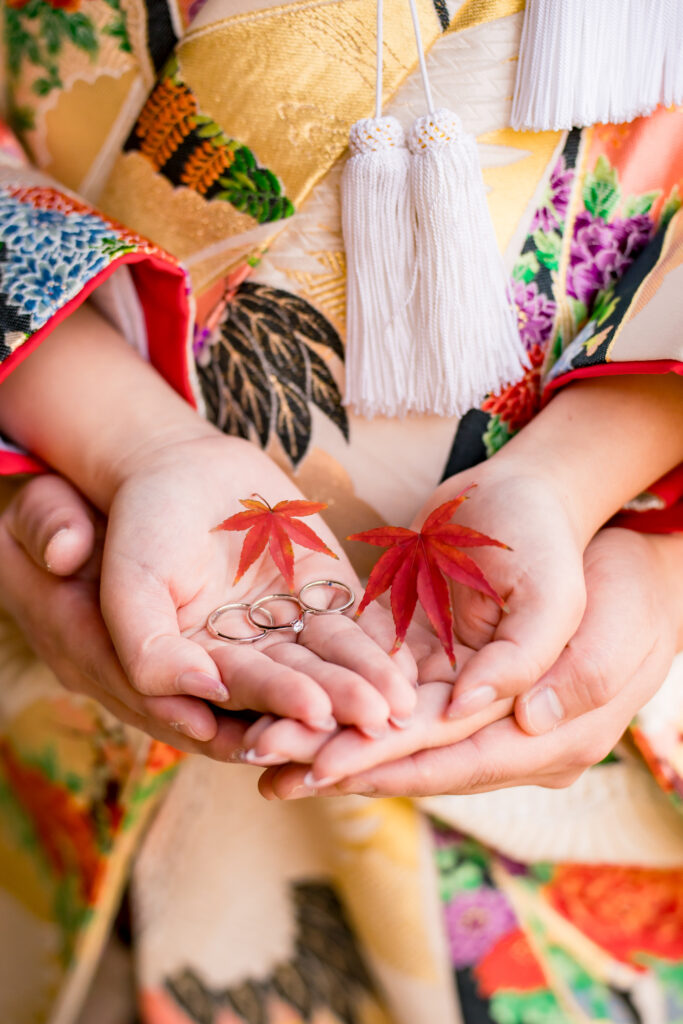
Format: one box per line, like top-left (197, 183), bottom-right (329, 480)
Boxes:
top-left (177, 0), bottom-right (441, 204)
top-left (446, 0), bottom-right (524, 35)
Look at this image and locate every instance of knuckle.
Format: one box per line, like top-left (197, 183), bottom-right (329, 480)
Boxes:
top-left (564, 645), bottom-right (614, 713)
top-left (543, 769), bottom-right (584, 790)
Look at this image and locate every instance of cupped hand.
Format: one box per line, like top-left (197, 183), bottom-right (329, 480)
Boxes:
top-left (257, 526), bottom-right (680, 798)
top-left (420, 460), bottom-right (587, 717)
top-left (0, 474), bottom-right (250, 755)
top-left (102, 434), bottom-right (417, 737)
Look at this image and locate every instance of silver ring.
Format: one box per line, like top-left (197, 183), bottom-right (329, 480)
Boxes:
top-left (298, 579), bottom-right (355, 615)
top-left (206, 602), bottom-right (275, 644)
top-left (248, 593), bottom-right (306, 635)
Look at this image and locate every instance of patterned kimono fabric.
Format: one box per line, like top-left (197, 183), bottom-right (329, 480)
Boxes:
top-left (1, 2), bottom-right (683, 1024)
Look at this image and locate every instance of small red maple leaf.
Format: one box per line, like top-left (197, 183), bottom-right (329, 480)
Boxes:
top-left (348, 487), bottom-right (509, 665)
top-left (214, 494), bottom-right (338, 592)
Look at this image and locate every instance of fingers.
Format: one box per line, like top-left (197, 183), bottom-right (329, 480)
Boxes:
top-left (101, 551), bottom-right (229, 702)
top-left (515, 531), bottom-right (662, 736)
top-left (207, 641), bottom-right (335, 728)
top-left (447, 573), bottom-right (586, 718)
top-left (301, 613), bottom-right (418, 723)
top-left (264, 642), bottom-right (392, 735)
top-left (243, 715), bottom-right (333, 765)
top-left (4, 474), bottom-right (96, 575)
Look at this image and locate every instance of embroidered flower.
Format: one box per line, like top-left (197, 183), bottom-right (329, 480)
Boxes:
top-left (482, 343), bottom-right (545, 433)
top-left (473, 929), bottom-right (547, 996)
top-left (567, 211), bottom-right (652, 309)
top-left (531, 157), bottom-right (574, 232)
top-left (547, 865), bottom-right (683, 965)
top-left (512, 279), bottom-right (556, 350)
top-left (445, 886), bottom-right (517, 968)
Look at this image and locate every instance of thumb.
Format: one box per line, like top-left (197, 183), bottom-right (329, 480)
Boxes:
top-left (447, 577), bottom-right (586, 717)
top-left (4, 474), bottom-right (96, 576)
top-left (101, 552), bottom-right (229, 703)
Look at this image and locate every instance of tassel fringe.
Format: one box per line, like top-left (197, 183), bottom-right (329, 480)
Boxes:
top-left (408, 109), bottom-right (527, 418)
top-left (341, 117), bottom-right (415, 418)
top-left (512, 0), bottom-right (683, 131)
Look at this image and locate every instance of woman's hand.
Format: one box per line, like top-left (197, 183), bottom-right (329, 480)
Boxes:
top-left (258, 526), bottom-right (682, 798)
top-left (0, 474), bottom-right (250, 754)
top-left (418, 460), bottom-right (587, 718)
top-left (101, 433), bottom-right (417, 737)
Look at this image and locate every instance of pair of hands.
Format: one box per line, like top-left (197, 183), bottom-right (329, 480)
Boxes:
top-left (0, 434), bottom-right (678, 798)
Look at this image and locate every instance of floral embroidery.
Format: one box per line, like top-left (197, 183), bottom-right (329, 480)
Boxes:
top-left (567, 210), bottom-right (652, 313)
top-left (482, 342), bottom-right (545, 445)
top-left (546, 865), bottom-right (683, 965)
top-left (531, 156), bottom-right (573, 233)
top-left (445, 887), bottom-right (517, 968)
top-left (126, 60), bottom-right (295, 224)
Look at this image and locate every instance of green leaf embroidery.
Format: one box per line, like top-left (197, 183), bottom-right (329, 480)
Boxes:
top-left (583, 154), bottom-right (621, 221)
top-left (483, 414), bottom-right (513, 457)
top-left (512, 251), bottom-right (540, 283)
top-left (623, 191), bottom-right (660, 218)
top-left (532, 229), bottom-right (561, 271)
top-left (661, 184), bottom-right (682, 227)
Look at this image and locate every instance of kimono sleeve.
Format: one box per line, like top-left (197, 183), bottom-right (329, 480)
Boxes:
top-left (542, 207), bottom-right (683, 534)
top-left (0, 121), bottom-right (193, 475)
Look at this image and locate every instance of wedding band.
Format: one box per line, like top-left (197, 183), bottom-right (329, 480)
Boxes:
top-left (298, 579), bottom-right (355, 615)
top-left (206, 602), bottom-right (275, 644)
top-left (248, 594), bottom-right (306, 635)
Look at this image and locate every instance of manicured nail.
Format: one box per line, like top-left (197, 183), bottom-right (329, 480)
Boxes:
top-left (524, 687), bottom-right (563, 733)
top-left (244, 749), bottom-right (289, 766)
top-left (169, 720), bottom-right (205, 741)
top-left (447, 684), bottom-right (497, 719)
top-left (309, 715), bottom-right (337, 732)
top-left (389, 715), bottom-right (412, 729)
top-left (304, 770), bottom-right (340, 789)
top-left (359, 725), bottom-right (387, 739)
top-left (177, 670), bottom-right (229, 702)
top-left (44, 527), bottom-right (70, 571)
top-left (287, 783), bottom-right (317, 800)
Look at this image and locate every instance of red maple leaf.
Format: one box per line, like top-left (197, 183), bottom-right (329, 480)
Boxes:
top-left (214, 494), bottom-right (338, 592)
top-left (348, 487), bottom-right (508, 665)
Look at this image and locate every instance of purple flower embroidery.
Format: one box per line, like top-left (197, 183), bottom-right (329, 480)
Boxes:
top-left (445, 886), bottom-right (517, 968)
top-left (567, 211), bottom-right (652, 309)
top-left (512, 279), bottom-right (556, 350)
top-left (531, 157), bottom-right (573, 232)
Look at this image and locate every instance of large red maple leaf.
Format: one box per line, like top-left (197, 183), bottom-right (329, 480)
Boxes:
top-left (348, 488), bottom-right (508, 665)
top-left (214, 494), bottom-right (337, 592)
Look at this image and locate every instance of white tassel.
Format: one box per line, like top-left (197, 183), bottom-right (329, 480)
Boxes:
top-left (512, 0), bottom-right (683, 132)
top-left (341, 117), bottom-right (415, 418)
top-left (408, 109), bottom-right (527, 417)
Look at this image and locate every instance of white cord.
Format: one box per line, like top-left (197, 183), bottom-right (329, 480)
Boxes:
top-left (375, 0), bottom-right (383, 118)
top-left (407, 0), bottom-right (435, 115)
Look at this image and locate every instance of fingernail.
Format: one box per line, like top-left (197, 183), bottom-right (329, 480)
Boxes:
top-left (389, 715), bottom-right (412, 729)
top-left (524, 687), bottom-right (564, 733)
top-left (359, 725), bottom-right (387, 739)
top-left (309, 715), bottom-right (337, 732)
top-left (287, 783), bottom-right (317, 800)
top-left (447, 684), bottom-right (497, 719)
top-left (44, 527), bottom-right (70, 571)
top-left (244, 749), bottom-right (289, 766)
top-left (177, 670), bottom-right (229, 702)
top-left (169, 720), bottom-right (205, 741)
top-left (304, 770), bottom-right (340, 788)
top-left (228, 749), bottom-right (246, 763)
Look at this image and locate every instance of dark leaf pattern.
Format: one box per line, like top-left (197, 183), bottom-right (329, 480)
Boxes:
top-left (198, 282), bottom-right (348, 466)
top-left (164, 882), bottom-right (376, 1024)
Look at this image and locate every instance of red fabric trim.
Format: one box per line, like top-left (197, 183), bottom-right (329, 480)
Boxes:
top-left (611, 505), bottom-right (683, 534)
top-left (0, 250), bottom-right (193, 477)
top-left (0, 450), bottom-right (45, 474)
top-left (542, 358), bottom-right (683, 404)
top-left (544, 359), bottom-right (683, 535)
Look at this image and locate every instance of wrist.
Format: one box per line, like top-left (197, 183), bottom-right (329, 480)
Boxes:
top-left (648, 531), bottom-right (683, 651)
